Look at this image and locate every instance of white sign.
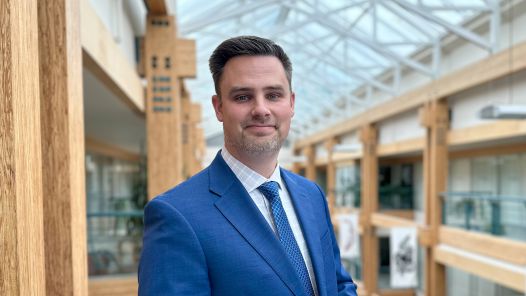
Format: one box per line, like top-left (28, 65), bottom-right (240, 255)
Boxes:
top-left (336, 214), bottom-right (360, 259)
top-left (390, 227), bottom-right (418, 288)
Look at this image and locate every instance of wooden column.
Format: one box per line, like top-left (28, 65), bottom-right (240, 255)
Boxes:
top-left (0, 1), bottom-right (46, 294)
top-left (360, 124), bottom-right (379, 296)
top-left (303, 145), bottom-right (316, 181)
top-left (145, 15), bottom-right (183, 199)
top-left (38, 1), bottom-right (89, 294)
top-left (325, 138), bottom-right (339, 214)
top-left (420, 100), bottom-right (448, 296)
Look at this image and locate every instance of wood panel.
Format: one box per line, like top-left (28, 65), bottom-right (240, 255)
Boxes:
top-left (295, 41), bottom-right (526, 150)
top-left (439, 226), bottom-right (526, 265)
top-left (332, 151), bottom-right (362, 162)
top-left (145, 14), bottom-right (183, 199)
top-left (377, 137), bottom-right (425, 157)
top-left (448, 120), bottom-right (526, 147)
top-left (38, 0), bottom-right (88, 295)
top-left (80, 0), bottom-right (144, 114)
top-left (376, 289), bottom-right (415, 296)
top-left (325, 138), bottom-right (338, 214)
top-left (0, 1), bottom-right (46, 294)
top-left (85, 137), bottom-right (141, 162)
top-left (88, 277), bottom-right (138, 296)
top-left (435, 245), bottom-right (525, 293)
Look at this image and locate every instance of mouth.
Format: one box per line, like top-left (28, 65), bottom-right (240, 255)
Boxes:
top-left (244, 124), bottom-right (277, 134)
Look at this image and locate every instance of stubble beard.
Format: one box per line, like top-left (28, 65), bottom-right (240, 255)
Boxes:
top-left (225, 128), bottom-right (283, 157)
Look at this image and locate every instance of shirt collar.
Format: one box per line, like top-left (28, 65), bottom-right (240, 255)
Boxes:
top-left (221, 146), bottom-right (283, 193)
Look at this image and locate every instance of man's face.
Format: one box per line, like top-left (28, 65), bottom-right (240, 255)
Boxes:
top-left (212, 55), bottom-right (295, 158)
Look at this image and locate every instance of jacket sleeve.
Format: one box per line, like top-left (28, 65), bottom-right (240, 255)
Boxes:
top-left (138, 198), bottom-right (210, 296)
top-left (317, 184), bottom-right (358, 296)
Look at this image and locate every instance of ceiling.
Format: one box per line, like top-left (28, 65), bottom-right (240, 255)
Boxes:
top-left (174, 0), bottom-right (501, 141)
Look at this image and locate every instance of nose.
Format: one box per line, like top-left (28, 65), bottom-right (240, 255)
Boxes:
top-left (251, 96), bottom-right (271, 118)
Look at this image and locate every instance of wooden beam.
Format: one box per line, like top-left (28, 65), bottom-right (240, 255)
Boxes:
top-left (303, 146), bottom-right (316, 181)
top-left (0, 1), bottom-right (46, 294)
top-left (145, 0), bottom-right (167, 15)
top-left (360, 124), bottom-right (379, 295)
top-left (325, 138), bottom-right (338, 215)
top-left (421, 100), bottom-right (449, 296)
top-left (377, 137), bottom-right (424, 157)
top-left (80, 0), bottom-right (144, 114)
top-left (449, 140), bottom-right (526, 159)
top-left (332, 151), bottom-right (362, 162)
top-left (377, 289), bottom-right (415, 296)
top-left (371, 213), bottom-right (418, 228)
top-left (175, 39), bottom-right (197, 78)
top-left (85, 137), bottom-right (141, 162)
top-left (145, 14), bottom-right (183, 199)
top-left (448, 120), bottom-right (526, 147)
top-left (435, 245), bottom-right (525, 293)
top-left (294, 40), bottom-right (526, 150)
top-left (439, 226), bottom-right (526, 265)
top-left (38, 0), bottom-right (88, 294)
top-left (88, 277), bottom-right (137, 296)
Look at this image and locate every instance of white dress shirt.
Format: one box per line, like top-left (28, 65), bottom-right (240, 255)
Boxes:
top-left (221, 148), bottom-right (318, 295)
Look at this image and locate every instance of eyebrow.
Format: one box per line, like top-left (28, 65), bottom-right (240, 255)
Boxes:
top-left (228, 85), bottom-right (286, 97)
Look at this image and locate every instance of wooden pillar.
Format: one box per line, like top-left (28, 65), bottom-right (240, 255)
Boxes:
top-left (145, 15), bottom-right (183, 199)
top-left (420, 100), bottom-right (448, 296)
top-left (360, 124), bottom-right (379, 296)
top-left (303, 145), bottom-right (316, 181)
top-left (0, 1), bottom-right (46, 294)
top-left (38, 0), bottom-right (89, 295)
top-left (325, 138), bottom-right (339, 214)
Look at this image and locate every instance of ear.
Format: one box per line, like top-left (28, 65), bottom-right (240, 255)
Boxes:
top-left (290, 92), bottom-right (295, 117)
top-left (212, 95), bottom-right (224, 122)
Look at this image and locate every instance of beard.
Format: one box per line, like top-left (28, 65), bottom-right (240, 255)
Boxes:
top-left (224, 123), bottom-right (285, 157)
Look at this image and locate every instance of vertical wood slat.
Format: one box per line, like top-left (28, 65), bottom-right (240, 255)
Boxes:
top-left (0, 0), bottom-right (46, 295)
top-left (420, 100), bottom-right (448, 296)
top-left (145, 14), bottom-right (183, 199)
top-left (360, 124), bottom-right (379, 296)
top-left (38, 0), bottom-right (89, 295)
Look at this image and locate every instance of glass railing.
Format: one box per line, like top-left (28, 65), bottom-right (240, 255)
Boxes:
top-left (334, 186), bottom-right (361, 208)
top-left (379, 185), bottom-right (414, 210)
top-left (442, 192), bottom-right (526, 242)
top-left (87, 201), bottom-right (144, 276)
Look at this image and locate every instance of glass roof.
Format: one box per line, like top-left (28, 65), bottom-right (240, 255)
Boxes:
top-left (175, 0), bottom-right (495, 141)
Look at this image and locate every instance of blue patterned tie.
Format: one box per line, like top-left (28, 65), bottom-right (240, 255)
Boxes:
top-left (258, 181), bottom-right (315, 296)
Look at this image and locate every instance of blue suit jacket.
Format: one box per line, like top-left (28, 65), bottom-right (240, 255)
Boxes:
top-left (139, 152), bottom-right (357, 296)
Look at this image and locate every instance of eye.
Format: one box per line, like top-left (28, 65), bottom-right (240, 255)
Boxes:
top-left (266, 93), bottom-right (282, 101)
top-left (234, 95), bottom-right (250, 102)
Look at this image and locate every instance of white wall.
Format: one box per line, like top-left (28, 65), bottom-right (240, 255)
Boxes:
top-left (89, 0), bottom-right (142, 66)
top-left (449, 70), bottom-right (526, 130)
top-left (378, 109), bottom-right (425, 144)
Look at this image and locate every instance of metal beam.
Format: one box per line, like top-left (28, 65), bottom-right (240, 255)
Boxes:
top-left (391, 0), bottom-right (492, 51)
top-left (180, 0), bottom-right (281, 34)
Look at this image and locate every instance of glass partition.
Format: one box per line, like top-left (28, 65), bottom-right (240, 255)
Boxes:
top-left (335, 163), bottom-right (361, 208)
top-left (86, 153), bottom-right (147, 276)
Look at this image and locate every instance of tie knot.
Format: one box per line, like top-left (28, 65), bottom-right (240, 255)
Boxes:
top-left (257, 181), bottom-right (280, 202)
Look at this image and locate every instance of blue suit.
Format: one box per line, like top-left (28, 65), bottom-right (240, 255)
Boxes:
top-left (139, 152), bottom-right (357, 296)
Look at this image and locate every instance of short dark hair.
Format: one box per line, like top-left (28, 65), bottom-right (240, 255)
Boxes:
top-left (208, 35), bottom-right (292, 95)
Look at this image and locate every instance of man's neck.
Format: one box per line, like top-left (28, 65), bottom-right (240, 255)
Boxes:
top-left (224, 145), bottom-right (278, 178)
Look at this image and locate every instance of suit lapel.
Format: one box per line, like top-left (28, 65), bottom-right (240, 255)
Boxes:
top-left (281, 169), bottom-right (328, 296)
top-left (209, 153), bottom-right (305, 296)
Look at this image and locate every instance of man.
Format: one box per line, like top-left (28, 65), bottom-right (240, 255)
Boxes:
top-left (139, 36), bottom-right (357, 296)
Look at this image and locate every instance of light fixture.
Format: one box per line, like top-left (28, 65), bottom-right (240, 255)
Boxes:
top-left (479, 104), bottom-right (526, 119)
